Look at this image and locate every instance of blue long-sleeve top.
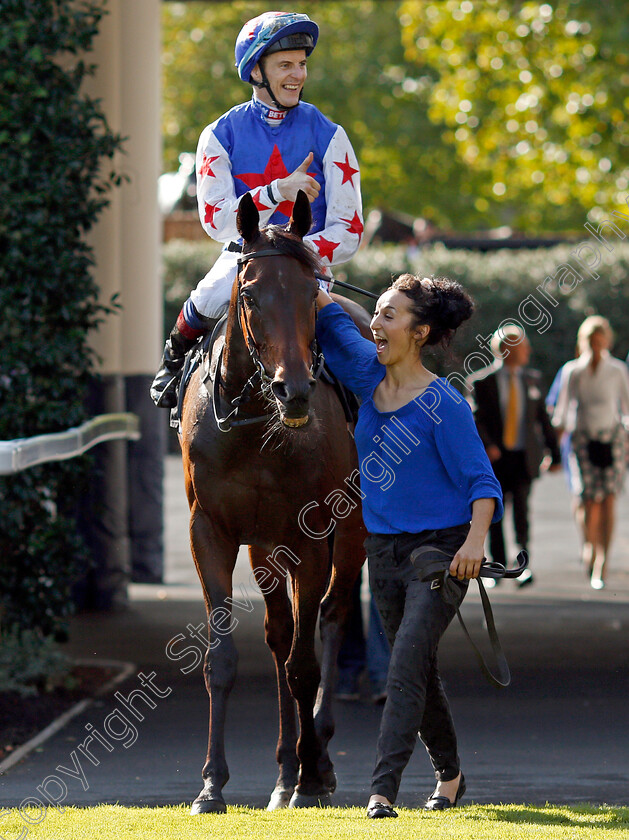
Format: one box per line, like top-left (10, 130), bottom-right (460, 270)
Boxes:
top-left (317, 302), bottom-right (503, 534)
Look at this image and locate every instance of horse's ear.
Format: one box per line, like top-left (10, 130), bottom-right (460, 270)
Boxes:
top-left (237, 192), bottom-right (260, 244)
top-left (287, 189), bottom-right (312, 240)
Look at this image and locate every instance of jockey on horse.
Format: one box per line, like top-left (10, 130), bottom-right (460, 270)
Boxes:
top-left (151, 10), bottom-right (364, 408)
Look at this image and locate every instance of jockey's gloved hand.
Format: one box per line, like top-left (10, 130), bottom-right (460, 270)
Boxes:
top-left (315, 271), bottom-right (334, 294)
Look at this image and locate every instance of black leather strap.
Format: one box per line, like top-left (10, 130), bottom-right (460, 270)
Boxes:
top-left (410, 546), bottom-right (530, 688)
top-left (456, 576), bottom-right (511, 688)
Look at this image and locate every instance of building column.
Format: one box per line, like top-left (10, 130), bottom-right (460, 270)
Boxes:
top-left (80, 0), bottom-right (130, 609)
top-left (82, 0), bottom-right (165, 607)
top-left (119, 0), bottom-right (166, 584)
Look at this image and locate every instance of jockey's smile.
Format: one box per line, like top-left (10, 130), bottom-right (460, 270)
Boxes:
top-left (252, 49), bottom-right (308, 110)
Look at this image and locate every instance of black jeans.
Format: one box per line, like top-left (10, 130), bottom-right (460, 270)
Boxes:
top-left (366, 524), bottom-right (470, 803)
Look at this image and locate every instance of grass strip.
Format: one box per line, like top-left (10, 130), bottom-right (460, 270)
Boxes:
top-left (2, 803), bottom-right (628, 840)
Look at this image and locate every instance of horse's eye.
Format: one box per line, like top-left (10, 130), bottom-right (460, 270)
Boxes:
top-left (242, 290), bottom-right (257, 308)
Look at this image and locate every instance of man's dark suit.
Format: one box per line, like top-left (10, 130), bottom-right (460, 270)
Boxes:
top-left (469, 366), bottom-right (560, 571)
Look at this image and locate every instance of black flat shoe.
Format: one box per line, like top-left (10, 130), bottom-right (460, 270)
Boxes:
top-left (424, 774), bottom-right (466, 810)
top-left (367, 801), bottom-right (398, 819)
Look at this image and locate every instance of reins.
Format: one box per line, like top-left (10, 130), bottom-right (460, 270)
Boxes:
top-left (319, 275), bottom-right (379, 300)
top-left (212, 245), bottom-right (325, 433)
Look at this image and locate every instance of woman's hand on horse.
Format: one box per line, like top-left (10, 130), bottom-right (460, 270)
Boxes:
top-left (278, 152), bottom-right (321, 202)
top-left (316, 287), bottom-right (333, 310)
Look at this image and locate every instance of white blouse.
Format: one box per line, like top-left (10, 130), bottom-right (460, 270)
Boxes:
top-left (553, 352), bottom-right (629, 436)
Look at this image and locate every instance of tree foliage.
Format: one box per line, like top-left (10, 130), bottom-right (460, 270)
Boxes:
top-left (161, 1), bottom-right (480, 227)
top-left (162, 1), bottom-right (629, 232)
top-left (399, 0), bottom-right (629, 230)
top-left (0, 0), bottom-right (124, 638)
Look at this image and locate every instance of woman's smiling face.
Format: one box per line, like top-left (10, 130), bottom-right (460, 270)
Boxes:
top-left (370, 290), bottom-right (426, 364)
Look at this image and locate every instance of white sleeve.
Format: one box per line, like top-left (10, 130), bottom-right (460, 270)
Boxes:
top-left (617, 363), bottom-right (629, 423)
top-left (552, 366), bottom-right (576, 429)
top-left (195, 125), bottom-right (284, 243)
top-left (305, 126), bottom-right (363, 269)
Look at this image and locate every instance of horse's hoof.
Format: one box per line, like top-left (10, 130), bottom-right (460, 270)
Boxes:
top-left (267, 787), bottom-right (294, 810)
top-left (320, 767), bottom-right (337, 793)
top-left (318, 758), bottom-right (336, 793)
top-left (190, 796), bottom-right (227, 815)
top-left (289, 790), bottom-right (332, 808)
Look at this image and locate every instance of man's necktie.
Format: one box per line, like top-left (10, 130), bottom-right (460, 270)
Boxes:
top-left (502, 372), bottom-right (519, 450)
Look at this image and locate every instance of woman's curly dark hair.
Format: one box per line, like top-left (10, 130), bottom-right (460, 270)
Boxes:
top-left (389, 274), bottom-right (474, 348)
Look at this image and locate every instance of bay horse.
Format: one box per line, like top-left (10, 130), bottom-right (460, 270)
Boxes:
top-left (180, 190), bottom-right (369, 813)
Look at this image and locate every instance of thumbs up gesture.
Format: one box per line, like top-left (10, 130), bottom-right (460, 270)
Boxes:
top-left (277, 152), bottom-right (320, 203)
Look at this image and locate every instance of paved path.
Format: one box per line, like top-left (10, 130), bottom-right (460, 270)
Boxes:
top-left (1, 456), bottom-right (628, 811)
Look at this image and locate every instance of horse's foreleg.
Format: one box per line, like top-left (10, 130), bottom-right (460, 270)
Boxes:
top-left (314, 517), bottom-right (367, 788)
top-left (285, 549), bottom-right (332, 808)
top-left (188, 504), bottom-right (239, 815)
top-left (249, 547), bottom-right (299, 810)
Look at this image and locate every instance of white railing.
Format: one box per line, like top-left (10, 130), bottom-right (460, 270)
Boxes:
top-left (0, 413), bottom-right (141, 475)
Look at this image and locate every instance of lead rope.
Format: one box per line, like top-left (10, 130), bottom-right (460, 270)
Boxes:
top-left (411, 547), bottom-right (529, 688)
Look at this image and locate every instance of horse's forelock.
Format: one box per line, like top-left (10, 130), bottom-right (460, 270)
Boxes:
top-left (264, 226), bottom-right (322, 275)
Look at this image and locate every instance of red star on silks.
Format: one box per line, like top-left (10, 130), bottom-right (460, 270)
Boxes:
top-left (341, 211), bottom-right (364, 236)
top-left (251, 189), bottom-right (271, 211)
top-left (236, 145), bottom-right (310, 218)
top-left (333, 153), bottom-right (359, 186)
top-left (199, 154), bottom-right (220, 178)
top-left (204, 202), bottom-right (221, 228)
top-left (313, 236), bottom-right (340, 262)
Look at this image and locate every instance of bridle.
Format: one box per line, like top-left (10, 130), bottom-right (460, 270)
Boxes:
top-left (212, 246), bottom-right (325, 433)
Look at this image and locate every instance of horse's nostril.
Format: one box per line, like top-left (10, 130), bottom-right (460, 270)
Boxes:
top-left (272, 379), bottom-right (315, 407)
top-left (271, 381), bottom-right (289, 403)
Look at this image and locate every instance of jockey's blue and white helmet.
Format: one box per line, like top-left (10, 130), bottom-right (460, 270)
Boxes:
top-left (235, 12), bottom-right (319, 83)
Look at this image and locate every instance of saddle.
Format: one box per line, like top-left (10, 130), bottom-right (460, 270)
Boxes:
top-left (409, 546), bottom-right (529, 688)
top-left (170, 316), bottom-right (227, 431)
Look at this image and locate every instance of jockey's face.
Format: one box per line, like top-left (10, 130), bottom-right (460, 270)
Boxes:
top-left (252, 49), bottom-right (308, 109)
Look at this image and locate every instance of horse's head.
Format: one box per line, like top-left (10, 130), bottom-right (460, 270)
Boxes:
top-left (235, 190), bottom-right (322, 428)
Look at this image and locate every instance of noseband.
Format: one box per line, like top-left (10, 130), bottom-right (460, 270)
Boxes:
top-left (212, 246), bottom-right (324, 433)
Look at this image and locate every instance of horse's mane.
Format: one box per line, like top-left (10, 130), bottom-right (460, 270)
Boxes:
top-left (262, 225), bottom-right (323, 275)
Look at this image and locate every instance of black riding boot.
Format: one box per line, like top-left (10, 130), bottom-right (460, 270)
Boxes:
top-left (150, 325), bottom-right (199, 408)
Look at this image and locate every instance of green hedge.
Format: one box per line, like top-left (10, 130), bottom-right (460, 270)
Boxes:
top-left (161, 238), bottom-right (222, 335)
top-left (0, 1), bottom-right (123, 639)
top-left (163, 236), bottom-right (629, 390)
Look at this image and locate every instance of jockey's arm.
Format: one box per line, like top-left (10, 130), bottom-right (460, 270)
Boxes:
top-left (304, 125), bottom-right (363, 274)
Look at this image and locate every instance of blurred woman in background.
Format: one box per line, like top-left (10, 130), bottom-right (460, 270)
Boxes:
top-left (546, 337), bottom-right (588, 553)
top-left (553, 316), bottom-right (629, 589)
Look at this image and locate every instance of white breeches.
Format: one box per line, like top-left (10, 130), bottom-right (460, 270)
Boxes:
top-left (189, 250), bottom-right (239, 320)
